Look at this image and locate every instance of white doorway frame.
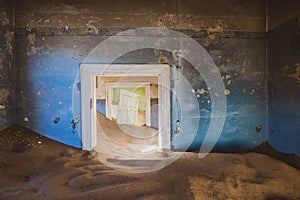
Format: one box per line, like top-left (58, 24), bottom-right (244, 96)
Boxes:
top-left (80, 64), bottom-right (170, 151)
top-left (105, 82), bottom-right (151, 126)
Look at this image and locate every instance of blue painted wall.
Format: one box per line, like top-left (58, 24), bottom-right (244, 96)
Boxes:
top-left (15, 35), bottom-right (101, 147)
top-left (96, 99), bottom-right (106, 116)
top-left (177, 39), bottom-right (267, 152)
top-left (268, 2), bottom-right (300, 156)
top-left (14, 31), bottom-right (267, 151)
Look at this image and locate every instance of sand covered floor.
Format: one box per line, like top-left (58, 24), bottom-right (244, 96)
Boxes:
top-left (0, 126), bottom-right (300, 200)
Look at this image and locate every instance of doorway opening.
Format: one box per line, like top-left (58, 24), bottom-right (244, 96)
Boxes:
top-left (80, 64), bottom-right (170, 152)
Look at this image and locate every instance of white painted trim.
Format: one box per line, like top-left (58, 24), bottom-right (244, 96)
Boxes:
top-left (80, 64), bottom-right (170, 151)
top-left (158, 67), bottom-right (171, 149)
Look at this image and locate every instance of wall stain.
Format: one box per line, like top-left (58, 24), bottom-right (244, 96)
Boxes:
top-left (0, 4), bottom-right (15, 129)
top-left (5, 31), bottom-right (14, 62)
top-left (224, 89), bottom-right (231, 96)
top-left (287, 64), bottom-right (300, 85)
top-left (256, 125), bottom-right (262, 133)
top-left (27, 33), bottom-right (36, 45)
top-left (159, 54), bottom-right (167, 64)
top-left (27, 33), bottom-right (38, 55)
top-left (196, 88), bottom-right (208, 95)
top-left (0, 89), bottom-right (11, 102)
top-left (53, 116), bottom-right (61, 124)
top-left (278, 64), bottom-right (300, 86)
top-left (204, 20), bottom-right (226, 47)
top-left (0, 51), bottom-right (3, 69)
top-left (1, 12), bottom-right (10, 26)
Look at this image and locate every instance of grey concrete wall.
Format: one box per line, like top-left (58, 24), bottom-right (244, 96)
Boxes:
top-left (0, 0), bottom-right (15, 130)
top-left (267, 0), bottom-right (300, 156)
top-left (13, 0), bottom-right (268, 151)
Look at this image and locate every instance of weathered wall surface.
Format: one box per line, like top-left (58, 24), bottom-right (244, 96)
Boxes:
top-left (268, 0), bottom-right (300, 30)
top-left (14, 0), bottom-right (267, 151)
top-left (0, 0), bottom-right (15, 130)
top-left (268, 1), bottom-right (300, 156)
top-left (15, 0), bottom-right (265, 31)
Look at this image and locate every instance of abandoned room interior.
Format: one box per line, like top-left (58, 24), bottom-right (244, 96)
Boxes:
top-left (0, 0), bottom-right (300, 199)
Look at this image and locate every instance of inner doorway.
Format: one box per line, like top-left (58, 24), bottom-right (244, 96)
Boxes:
top-left (104, 82), bottom-right (151, 127)
top-left (96, 77), bottom-right (159, 152)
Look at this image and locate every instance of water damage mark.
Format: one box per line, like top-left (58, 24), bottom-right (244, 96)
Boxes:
top-left (5, 31), bottom-right (14, 64)
top-left (203, 20), bottom-right (226, 47)
top-left (0, 89), bottom-right (11, 102)
top-left (85, 21), bottom-right (99, 34)
top-left (71, 116), bottom-right (80, 134)
top-left (53, 116), bottom-right (61, 124)
top-left (256, 125), bottom-right (262, 133)
top-left (27, 33), bottom-right (38, 55)
top-left (279, 64), bottom-right (300, 86)
top-left (0, 51), bottom-right (3, 69)
top-left (288, 64), bottom-right (300, 85)
top-left (174, 120), bottom-right (181, 135)
top-left (0, 79), bottom-right (9, 123)
top-left (1, 12), bottom-right (10, 26)
top-left (224, 89), bottom-right (231, 96)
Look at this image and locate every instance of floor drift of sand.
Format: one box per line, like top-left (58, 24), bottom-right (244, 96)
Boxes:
top-left (0, 125), bottom-right (299, 200)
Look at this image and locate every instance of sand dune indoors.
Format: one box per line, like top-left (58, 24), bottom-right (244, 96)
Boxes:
top-left (0, 126), bottom-right (299, 200)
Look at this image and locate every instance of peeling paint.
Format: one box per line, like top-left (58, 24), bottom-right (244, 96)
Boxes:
top-left (196, 88), bottom-right (207, 95)
top-left (225, 74), bottom-right (231, 79)
top-left (85, 20), bottom-right (99, 34)
top-left (1, 12), bottom-right (10, 26)
top-left (203, 20), bottom-right (226, 46)
top-left (256, 125), bottom-right (262, 133)
top-left (29, 47), bottom-right (38, 55)
top-left (278, 64), bottom-right (300, 86)
top-left (27, 33), bottom-right (36, 45)
top-left (159, 55), bottom-right (167, 63)
top-left (288, 64), bottom-right (300, 85)
top-left (224, 89), bottom-right (231, 96)
top-left (27, 33), bottom-right (38, 55)
top-left (0, 89), bottom-right (11, 102)
top-left (0, 3), bottom-right (15, 129)
top-left (53, 116), bottom-right (61, 124)
top-left (0, 51), bottom-right (3, 69)
top-left (5, 31), bottom-right (14, 61)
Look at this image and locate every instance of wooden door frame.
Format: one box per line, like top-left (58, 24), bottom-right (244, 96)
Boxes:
top-left (80, 64), bottom-right (170, 151)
